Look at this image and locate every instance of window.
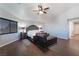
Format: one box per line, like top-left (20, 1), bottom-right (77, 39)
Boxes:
top-left (0, 17), bottom-right (17, 35)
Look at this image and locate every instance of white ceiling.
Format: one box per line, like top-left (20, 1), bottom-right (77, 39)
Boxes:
top-left (0, 3), bottom-right (79, 22)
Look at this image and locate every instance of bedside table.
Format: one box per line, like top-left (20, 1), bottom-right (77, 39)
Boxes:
top-left (20, 32), bottom-right (27, 40)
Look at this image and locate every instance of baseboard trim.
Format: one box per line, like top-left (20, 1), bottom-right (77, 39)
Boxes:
top-left (0, 39), bottom-right (19, 48)
top-left (57, 36), bottom-right (68, 40)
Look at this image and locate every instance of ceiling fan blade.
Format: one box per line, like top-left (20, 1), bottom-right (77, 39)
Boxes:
top-left (43, 11), bottom-right (47, 14)
top-left (38, 5), bottom-right (43, 11)
top-left (44, 7), bottom-right (49, 10)
top-left (38, 5), bottom-right (42, 8)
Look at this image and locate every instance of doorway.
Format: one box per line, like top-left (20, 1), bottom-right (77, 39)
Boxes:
top-left (69, 18), bottom-right (79, 51)
top-left (69, 18), bottom-right (79, 39)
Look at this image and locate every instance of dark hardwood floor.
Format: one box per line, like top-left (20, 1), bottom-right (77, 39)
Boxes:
top-left (0, 38), bottom-right (79, 56)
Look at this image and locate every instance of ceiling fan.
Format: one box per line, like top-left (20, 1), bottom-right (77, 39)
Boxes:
top-left (33, 4), bottom-right (49, 15)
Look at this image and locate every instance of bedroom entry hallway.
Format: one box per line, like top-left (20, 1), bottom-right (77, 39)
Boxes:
top-left (68, 18), bottom-right (79, 55)
top-left (71, 22), bottom-right (79, 40)
top-left (69, 18), bottom-right (79, 39)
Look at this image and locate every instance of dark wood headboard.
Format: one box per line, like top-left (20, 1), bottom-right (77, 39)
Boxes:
top-left (26, 25), bottom-right (39, 32)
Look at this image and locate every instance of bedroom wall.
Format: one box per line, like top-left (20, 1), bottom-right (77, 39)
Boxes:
top-left (0, 4), bottom-right (35, 47)
top-left (43, 6), bottom-right (79, 39)
top-left (0, 8), bottom-right (22, 47)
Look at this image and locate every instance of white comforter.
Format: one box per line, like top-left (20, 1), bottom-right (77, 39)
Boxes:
top-left (27, 30), bottom-right (39, 38)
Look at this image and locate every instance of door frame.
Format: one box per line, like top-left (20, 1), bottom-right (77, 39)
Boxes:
top-left (68, 17), bottom-right (79, 39)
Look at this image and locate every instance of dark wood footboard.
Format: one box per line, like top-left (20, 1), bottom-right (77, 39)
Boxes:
top-left (33, 36), bottom-right (57, 48)
top-left (46, 37), bottom-right (57, 46)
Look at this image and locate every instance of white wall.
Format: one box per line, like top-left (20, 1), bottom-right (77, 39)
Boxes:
top-left (0, 8), bottom-right (21, 47)
top-left (44, 6), bottom-right (79, 39)
top-left (0, 4), bottom-right (36, 47)
top-left (0, 33), bottom-right (20, 47)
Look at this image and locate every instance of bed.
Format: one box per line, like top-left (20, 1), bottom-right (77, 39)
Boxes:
top-left (26, 25), bottom-right (39, 41)
top-left (26, 25), bottom-right (49, 39)
top-left (26, 25), bottom-right (57, 48)
top-left (27, 30), bottom-right (39, 38)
